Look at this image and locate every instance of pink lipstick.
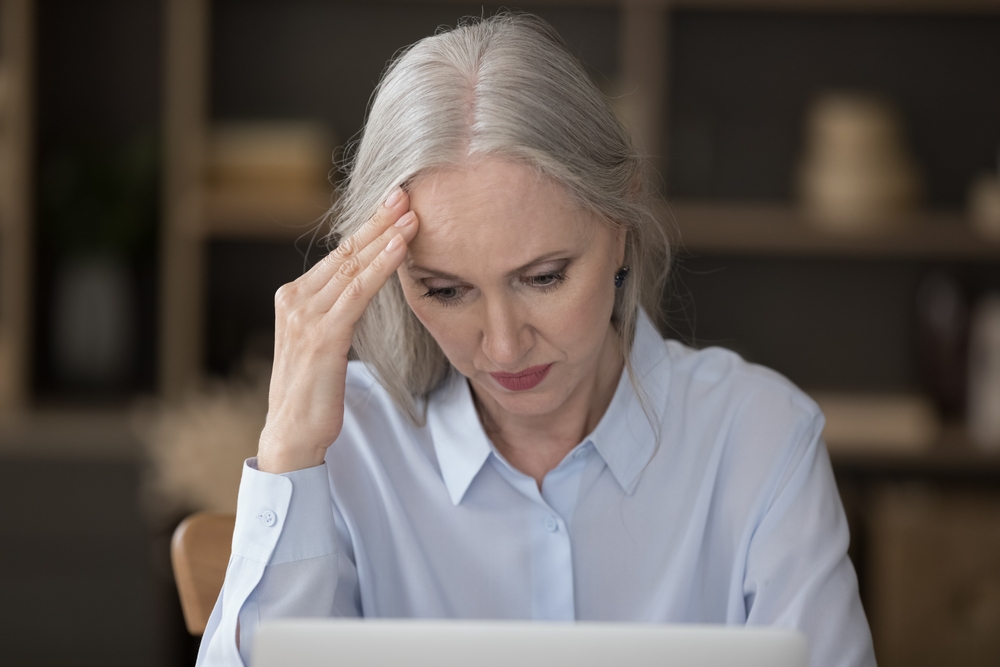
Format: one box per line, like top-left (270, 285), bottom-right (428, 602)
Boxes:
top-left (490, 364), bottom-right (553, 391)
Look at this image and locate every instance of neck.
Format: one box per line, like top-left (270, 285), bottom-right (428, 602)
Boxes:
top-left (471, 324), bottom-right (625, 488)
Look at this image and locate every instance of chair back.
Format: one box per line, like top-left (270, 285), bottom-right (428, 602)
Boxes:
top-left (171, 511), bottom-right (236, 635)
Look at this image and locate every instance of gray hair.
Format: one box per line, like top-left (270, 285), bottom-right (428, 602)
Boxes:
top-left (326, 12), bottom-right (672, 424)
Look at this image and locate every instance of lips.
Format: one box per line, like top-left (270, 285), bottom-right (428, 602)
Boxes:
top-left (490, 364), bottom-right (553, 391)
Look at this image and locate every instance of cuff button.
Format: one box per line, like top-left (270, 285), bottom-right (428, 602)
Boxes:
top-left (258, 509), bottom-right (277, 527)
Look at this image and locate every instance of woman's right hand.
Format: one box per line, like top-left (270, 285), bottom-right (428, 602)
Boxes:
top-left (256, 187), bottom-right (419, 474)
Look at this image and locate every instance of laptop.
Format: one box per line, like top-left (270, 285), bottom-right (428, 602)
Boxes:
top-left (253, 619), bottom-right (808, 667)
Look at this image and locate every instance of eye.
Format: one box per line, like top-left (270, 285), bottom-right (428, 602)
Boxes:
top-left (422, 285), bottom-right (468, 306)
top-left (530, 274), bottom-right (559, 287)
top-left (525, 272), bottom-right (566, 291)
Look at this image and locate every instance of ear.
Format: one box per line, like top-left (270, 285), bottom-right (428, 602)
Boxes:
top-left (613, 227), bottom-right (628, 267)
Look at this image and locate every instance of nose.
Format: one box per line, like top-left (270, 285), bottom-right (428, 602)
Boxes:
top-left (480, 297), bottom-right (532, 369)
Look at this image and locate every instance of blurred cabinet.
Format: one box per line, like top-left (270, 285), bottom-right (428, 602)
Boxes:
top-left (869, 484), bottom-right (1000, 666)
top-left (836, 448), bottom-right (1000, 667)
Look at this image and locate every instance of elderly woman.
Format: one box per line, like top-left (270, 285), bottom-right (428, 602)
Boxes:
top-left (198, 13), bottom-right (875, 667)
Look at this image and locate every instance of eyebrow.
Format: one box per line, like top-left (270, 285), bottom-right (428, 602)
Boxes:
top-left (405, 250), bottom-right (571, 281)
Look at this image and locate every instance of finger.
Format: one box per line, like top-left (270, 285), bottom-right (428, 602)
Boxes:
top-left (299, 186), bottom-right (410, 294)
top-left (313, 209), bottom-right (418, 313)
top-left (324, 232), bottom-right (410, 338)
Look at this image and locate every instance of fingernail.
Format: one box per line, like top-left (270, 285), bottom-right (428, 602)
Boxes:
top-left (384, 234), bottom-right (404, 253)
top-left (395, 212), bottom-right (415, 228)
top-left (384, 187), bottom-right (403, 207)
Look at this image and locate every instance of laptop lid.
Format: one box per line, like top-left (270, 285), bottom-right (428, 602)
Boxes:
top-left (254, 619), bottom-right (808, 667)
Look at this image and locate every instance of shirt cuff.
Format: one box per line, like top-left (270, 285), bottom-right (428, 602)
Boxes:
top-left (233, 458), bottom-right (338, 565)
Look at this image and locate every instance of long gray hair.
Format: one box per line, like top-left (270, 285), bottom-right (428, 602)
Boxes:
top-left (326, 12), bottom-right (671, 424)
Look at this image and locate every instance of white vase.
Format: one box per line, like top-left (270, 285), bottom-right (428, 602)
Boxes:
top-left (50, 255), bottom-right (135, 387)
top-left (797, 92), bottom-right (922, 234)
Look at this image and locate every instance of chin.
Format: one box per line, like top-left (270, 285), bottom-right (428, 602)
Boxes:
top-left (474, 375), bottom-right (571, 417)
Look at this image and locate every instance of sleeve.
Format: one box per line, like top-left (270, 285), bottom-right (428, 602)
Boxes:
top-left (741, 415), bottom-right (877, 667)
top-left (195, 457), bottom-right (359, 667)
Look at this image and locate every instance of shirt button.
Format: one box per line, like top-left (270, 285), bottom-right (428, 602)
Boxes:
top-left (258, 510), bottom-right (277, 527)
top-left (544, 516), bottom-right (559, 533)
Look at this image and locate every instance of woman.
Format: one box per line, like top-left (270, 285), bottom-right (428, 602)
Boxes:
top-left (198, 13), bottom-right (875, 667)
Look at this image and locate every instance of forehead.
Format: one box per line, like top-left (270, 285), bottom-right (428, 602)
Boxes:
top-left (405, 158), bottom-right (600, 269)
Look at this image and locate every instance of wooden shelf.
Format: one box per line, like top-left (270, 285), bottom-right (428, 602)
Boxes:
top-left (0, 408), bottom-right (137, 460)
top-left (667, 201), bottom-right (1000, 260)
top-left (830, 430), bottom-right (1000, 482)
top-left (203, 188), bottom-right (333, 240)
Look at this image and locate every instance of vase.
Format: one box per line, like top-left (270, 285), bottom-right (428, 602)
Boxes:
top-left (50, 255), bottom-right (135, 388)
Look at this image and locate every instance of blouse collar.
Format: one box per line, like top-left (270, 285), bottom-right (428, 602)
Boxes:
top-left (426, 309), bottom-right (670, 506)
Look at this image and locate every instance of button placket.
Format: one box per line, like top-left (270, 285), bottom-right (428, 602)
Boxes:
top-left (532, 507), bottom-right (575, 620)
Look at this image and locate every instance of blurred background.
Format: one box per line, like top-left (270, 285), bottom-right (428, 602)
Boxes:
top-left (0, 0), bottom-right (999, 665)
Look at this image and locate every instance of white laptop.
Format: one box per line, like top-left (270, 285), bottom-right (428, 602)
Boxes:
top-left (253, 619), bottom-right (807, 667)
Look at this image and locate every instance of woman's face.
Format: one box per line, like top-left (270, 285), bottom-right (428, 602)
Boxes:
top-left (397, 157), bottom-right (625, 420)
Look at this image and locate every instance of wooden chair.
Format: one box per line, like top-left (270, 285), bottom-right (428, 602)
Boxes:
top-left (171, 511), bottom-right (236, 635)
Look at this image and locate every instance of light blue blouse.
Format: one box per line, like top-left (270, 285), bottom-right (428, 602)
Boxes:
top-left (197, 311), bottom-right (876, 667)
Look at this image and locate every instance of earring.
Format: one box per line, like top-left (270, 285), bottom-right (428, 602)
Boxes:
top-left (614, 266), bottom-right (630, 289)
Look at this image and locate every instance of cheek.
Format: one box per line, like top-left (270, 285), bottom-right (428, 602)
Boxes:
top-left (532, 266), bottom-right (617, 353)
